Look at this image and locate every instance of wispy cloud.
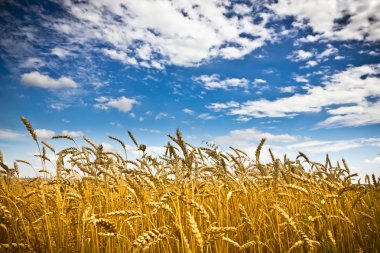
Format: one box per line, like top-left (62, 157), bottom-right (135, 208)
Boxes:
top-left (0, 129), bottom-right (25, 140)
top-left (215, 128), bottom-right (298, 146)
top-left (62, 130), bottom-right (84, 137)
top-left (215, 129), bottom-right (380, 160)
top-left (198, 113), bottom-right (217, 120)
top-left (155, 113), bottom-right (174, 120)
top-left (51, 47), bottom-right (71, 59)
top-left (287, 138), bottom-right (380, 153)
top-left (183, 108), bottom-right (195, 115)
top-left (207, 101), bottom-right (239, 112)
top-left (270, 0), bottom-right (380, 42)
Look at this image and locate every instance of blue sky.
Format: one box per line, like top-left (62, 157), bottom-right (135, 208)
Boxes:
top-left (0, 0), bottom-right (379, 178)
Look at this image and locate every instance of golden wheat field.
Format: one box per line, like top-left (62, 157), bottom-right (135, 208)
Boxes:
top-left (0, 117), bottom-right (379, 253)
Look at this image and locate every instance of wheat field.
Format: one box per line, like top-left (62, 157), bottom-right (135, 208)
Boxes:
top-left (0, 116), bottom-right (379, 252)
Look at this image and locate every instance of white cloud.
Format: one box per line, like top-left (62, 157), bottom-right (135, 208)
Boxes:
top-left (278, 86), bottom-right (297, 93)
top-left (20, 58), bottom-right (45, 68)
top-left (253, 78), bottom-right (267, 84)
top-left (306, 60), bottom-right (318, 67)
top-left (94, 96), bottom-right (108, 103)
top-left (0, 129), bottom-right (25, 140)
top-left (35, 129), bottom-right (55, 138)
top-left (155, 112), bottom-right (174, 120)
top-left (183, 108), bottom-right (195, 115)
top-left (51, 47), bottom-right (71, 58)
top-left (62, 130), bottom-right (84, 137)
top-left (50, 102), bottom-right (69, 111)
top-left (288, 138), bottom-right (380, 153)
top-left (287, 50), bottom-right (313, 61)
top-left (208, 64), bottom-right (380, 127)
top-left (317, 46), bottom-right (338, 59)
top-left (214, 130), bottom-right (380, 166)
top-left (290, 45), bottom-right (338, 68)
top-left (270, 0), bottom-right (380, 42)
top-left (51, 1), bottom-right (273, 68)
top-left (368, 50), bottom-right (380, 56)
top-left (194, 74), bottom-right (249, 90)
top-left (102, 49), bottom-right (138, 66)
top-left (101, 142), bottom-right (113, 151)
top-left (287, 140), bottom-right (362, 153)
top-left (365, 156), bottom-right (380, 165)
top-left (318, 102), bottom-right (380, 128)
top-left (294, 75), bottom-right (309, 83)
top-left (207, 101), bottom-right (240, 112)
top-left (198, 113), bottom-right (216, 120)
top-left (21, 71), bottom-right (77, 89)
top-left (94, 96), bottom-right (138, 113)
top-left (136, 128), bottom-right (162, 134)
top-left (235, 116), bottom-right (251, 122)
top-left (233, 3), bottom-right (252, 15)
top-left (214, 128), bottom-right (297, 151)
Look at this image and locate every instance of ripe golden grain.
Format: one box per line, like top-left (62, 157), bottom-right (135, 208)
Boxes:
top-left (0, 121), bottom-right (378, 252)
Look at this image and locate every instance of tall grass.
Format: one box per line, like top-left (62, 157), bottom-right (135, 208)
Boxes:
top-left (0, 117), bottom-right (379, 252)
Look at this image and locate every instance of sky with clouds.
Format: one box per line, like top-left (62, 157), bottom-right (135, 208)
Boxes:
top-left (0, 0), bottom-right (379, 178)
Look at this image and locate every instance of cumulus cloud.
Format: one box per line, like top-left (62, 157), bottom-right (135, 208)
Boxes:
top-left (50, 1), bottom-right (274, 68)
top-left (94, 96), bottom-right (138, 113)
top-left (207, 64), bottom-right (380, 127)
top-left (2, 0), bottom-right (380, 74)
top-left (194, 74), bottom-right (249, 90)
top-left (21, 71), bottom-right (77, 89)
top-left (270, 0), bottom-right (380, 42)
top-left (35, 129), bottom-right (56, 138)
